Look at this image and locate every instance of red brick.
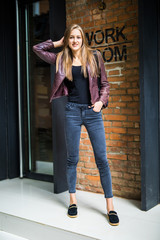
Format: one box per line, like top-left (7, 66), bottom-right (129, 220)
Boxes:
top-left (121, 108), bottom-right (138, 115)
top-left (121, 96), bottom-right (133, 101)
top-left (79, 145), bottom-right (90, 150)
top-left (104, 115), bottom-right (127, 121)
top-left (83, 16), bottom-right (91, 23)
top-left (118, 13), bottom-right (135, 21)
top-left (85, 185), bottom-right (103, 194)
top-left (79, 179), bottom-right (89, 185)
top-left (103, 122), bottom-right (112, 127)
top-left (128, 115), bottom-right (140, 122)
top-left (76, 0), bottom-right (86, 6)
top-left (136, 175), bottom-right (141, 182)
top-left (111, 171), bottom-right (123, 178)
top-left (106, 140), bottom-right (128, 147)
top-left (108, 154), bottom-right (127, 161)
top-left (128, 128), bottom-right (140, 135)
top-left (77, 167), bottom-right (81, 173)
top-left (102, 108), bottom-right (113, 114)
top-left (124, 173), bottom-right (135, 180)
top-left (112, 184), bottom-right (121, 191)
top-left (90, 157), bottom-right (95, 163)
top-left (128, 181), bottom-right (141, 188)
top-left (110, 133), bottom-right (121, 140)
top-left (77, 162), bottom-right (85, 167)
top-left (69, 17), bottom-right (81, 24)
top-left (128, 168), bottom-right (140, 175)
top-left (111, 96), bottom-right (121, 102)
top-left (119, 1), bottom-right (130, 7)
top-left (128, 142), bottom-right (140, 148)
top-left (121, 135), bottom-right (134, 141)
top-left (127, 102), bottom-right (139, 108)
top-left (82, 151), bottom-right (94, 157)
top-left (126, 5), bottom-right (138, 12)
top-left (107, 16), bottom-right (118, 23)
top-left (106, 11), bottom-right (114, 18)
top-left (133, 96), bottom-right (139, 101)
top-left (86, 175), bottom-right (100, 181)
top-left (79, 156), bottom-right (90, 162)
top-left (113, 8), bottom-right (125, 16)
top-left (77, 173), bottom-right (85, 179)
top-left (83, 139), bottom-right (91, 145)
top-left (112, 122), bottom-right (122, 127)
top-left (81, 132), bottom-right (88, 138)
top-left (126, 61), bottom-right (139, 68)
top-left (89, 180), bottom-right (101, 188)
top-left (127, 88), bottom-right (140, 94)
top-left (92, 14), bottom-right (102, 20)
top-left (108, 76), bottom-right (125, 82)
top-left (128, 155), bottom-right (140, 161)
top-left (85, 162), bottom-right (97, 169)
top-left (110, 89), bottom-right (126, 95)
top-left (106, 127), bottom-right (127, 134)
top-left (134, 135), bottom-right (140, 141)
top-left (109, 70), bottom-right (120, 76)
top-left (119, 82), bottom-right (131, 88)
top-left (113, 109), bottom-right (121, 114)
top-left (112, 178), bottom-right (128, 186)
top-left (108, 102), bottom-right (127, 108)
top-left (108, 2), bottom-right (119, 10)
top-left (123, 122), bottom-right (134, 127)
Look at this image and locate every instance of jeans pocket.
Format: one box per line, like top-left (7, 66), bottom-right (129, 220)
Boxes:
top-left (91, 107), bottom-right (101, 113)
top-left (65, 102), bottom-right (73, 111)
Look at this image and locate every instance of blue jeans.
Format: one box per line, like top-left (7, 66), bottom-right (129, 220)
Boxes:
top-left (65, 102), bottom-right (113, 198)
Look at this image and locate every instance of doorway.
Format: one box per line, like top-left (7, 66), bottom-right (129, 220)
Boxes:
top-left (18, 0), bottom-right (68, 193)
top-left (19, 0), bottom-right (53, 181)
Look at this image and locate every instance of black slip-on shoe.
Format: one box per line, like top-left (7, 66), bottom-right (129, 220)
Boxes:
top-left (67, 204), bottom-right (78, 218)
top-left (107, 211), bottom-right (119, 226)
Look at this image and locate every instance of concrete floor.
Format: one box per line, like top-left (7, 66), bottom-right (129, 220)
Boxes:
top-left (0, 178), bottom-right (160, 240)
top-left (0, 231), bottom-right (28, 240)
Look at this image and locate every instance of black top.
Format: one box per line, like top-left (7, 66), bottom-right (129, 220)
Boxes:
top-left (64, 66), bottom-right (91, 104)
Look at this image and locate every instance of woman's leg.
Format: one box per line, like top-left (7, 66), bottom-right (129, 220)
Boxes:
top-left (70, 193), bottom-right (77, 205)
top-left (84, 109), bottom-right (114, 212)
top-left (106, 198), bottom-right (114, 213)
top-left (65, 103), bottom-right (82, 205)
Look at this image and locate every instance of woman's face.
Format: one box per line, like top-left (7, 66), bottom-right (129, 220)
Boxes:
top-left (68, 29), bottom-right (83, 53)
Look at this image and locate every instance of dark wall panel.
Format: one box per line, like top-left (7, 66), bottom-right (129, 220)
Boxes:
top-left (159, 0), bottom-right (160, 203)
top-left (49, 0), bottom-right (68, 193)
top-left (0, 2), bottom-right (8, 180)
top-left (139, 0), bottom-right (160, 210)
top-left (6, 0), bottom-right (20, 178)
top-left (0, 0), bottom-right (20, 180)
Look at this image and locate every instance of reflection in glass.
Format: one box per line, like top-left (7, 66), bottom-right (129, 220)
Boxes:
top-left (26, 0), bottom-right (53, 175)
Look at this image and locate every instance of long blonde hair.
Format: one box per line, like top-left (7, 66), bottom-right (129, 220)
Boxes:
top-left (56, 24), bottom-right (99, 81)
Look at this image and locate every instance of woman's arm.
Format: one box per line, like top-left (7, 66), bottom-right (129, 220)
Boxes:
top-left (33, 37), bottom-right (64, 65)
top-left (97, 50), bottom-right (110, 108)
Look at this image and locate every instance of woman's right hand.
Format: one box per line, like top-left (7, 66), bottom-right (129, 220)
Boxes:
top-left (53, 37), bottom-right (64, 48)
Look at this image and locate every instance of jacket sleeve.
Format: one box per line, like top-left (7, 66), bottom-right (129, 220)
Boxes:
top-left (32, 39), bottom-right (57, 65)
top-left (97, 50), bottom-right (110, 108)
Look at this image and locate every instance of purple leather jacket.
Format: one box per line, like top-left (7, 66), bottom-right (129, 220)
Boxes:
top-left (33, 40), bottom-right (110, 107)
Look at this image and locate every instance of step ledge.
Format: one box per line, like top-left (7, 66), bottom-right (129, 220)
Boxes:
top-left (0, 212), bottom-right (96, 240)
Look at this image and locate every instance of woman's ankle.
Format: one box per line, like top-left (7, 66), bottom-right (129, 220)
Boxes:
top-left (70, 193), bottom-right (77, 205)
top-left (106, 197), bottom-right (114, 213)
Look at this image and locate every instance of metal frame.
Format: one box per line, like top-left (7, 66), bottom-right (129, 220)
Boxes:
top-left (25, 5), bottom-right (32, 171)
top-left (16, 0), bottom-right (23, 178)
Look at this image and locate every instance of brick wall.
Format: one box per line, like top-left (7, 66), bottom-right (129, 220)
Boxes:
top-left (66, 0), bottom-right (140, 199)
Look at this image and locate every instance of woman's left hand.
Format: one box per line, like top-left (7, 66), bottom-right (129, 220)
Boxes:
top-left (90, 101), bottom-right (103, 112)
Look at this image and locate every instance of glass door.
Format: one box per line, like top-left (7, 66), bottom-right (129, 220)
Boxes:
top-left (23, 0), bottom-right (53, 179)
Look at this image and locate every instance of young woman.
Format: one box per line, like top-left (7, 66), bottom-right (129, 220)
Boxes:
top-left (33, 24), bottom-right (119, 226)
